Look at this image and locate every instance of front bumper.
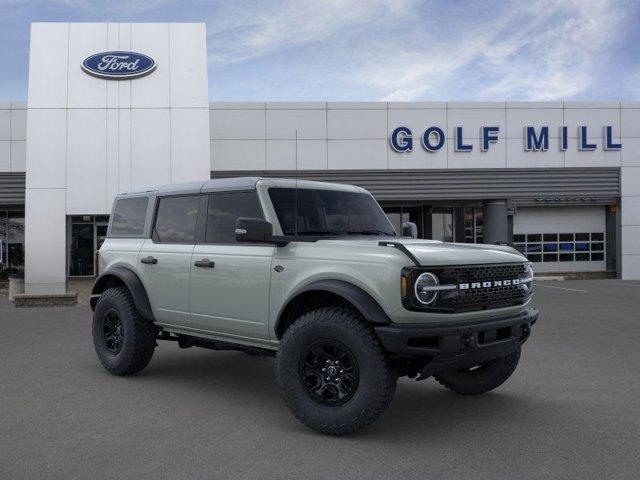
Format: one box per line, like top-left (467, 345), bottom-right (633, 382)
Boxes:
top-left (374, 308), bottom-right (539, 380)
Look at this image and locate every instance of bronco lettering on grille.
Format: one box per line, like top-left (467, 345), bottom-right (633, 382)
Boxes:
top-left (459, 279), bottom-right (521, 290)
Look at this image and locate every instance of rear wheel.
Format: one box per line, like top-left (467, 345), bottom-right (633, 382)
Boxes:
top-left (92, 287), bottom-right (157, 375)
top-left (276, 307), bottom-right (397, 435)
top-left (434, 347), bottom-right (521, 395)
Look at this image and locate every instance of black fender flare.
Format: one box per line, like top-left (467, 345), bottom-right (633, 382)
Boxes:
top-left (276, 279), bottom-right (391, 337)
top-left (90, 266), bottom-right (155, 322)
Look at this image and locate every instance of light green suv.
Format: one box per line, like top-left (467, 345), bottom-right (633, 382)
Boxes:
top-left (91, 177), bottom-right (538, 435)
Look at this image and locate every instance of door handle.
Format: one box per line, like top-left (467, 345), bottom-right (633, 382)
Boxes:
top-left (194, 258), bottom-right (215, 268)
top-left (140, 256), bottom-right (158, 265)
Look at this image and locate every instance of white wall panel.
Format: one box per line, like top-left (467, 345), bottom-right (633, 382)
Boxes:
top-left (105, 108), bottom-right (119, 208)
top-left (131, 108), bottom-right (171, 187)
top-left (506, 138), bottom-right (564, 168)
top-left (297, 140), bottom-right (327, 170)
top-left (211, 109), bottom-right (265, 139)
top-left (212, 140), bottom-right (265, 170)
top-left (11, 141), bottom-right (26, 172)
top-left (387, 108), bottom-right (447, 137)
top-left (621, 167), bottom-right (640, 196)
top-left (66, 109), bottom-right (107, 213)
top-left (621, 226), bottom-right (640, 255)
top-left (266, 140), bottom-right (295, 170)
top-left (25, 109), bottom-right (67, 189)
top-left (0, 141), bottom-right (9, 171)
top-left (117, 23), bottom-right (132, 109)
top-left (621, 254), bottom-right (640, 279)
top-left (621, 109), bottom-right (640, 138)
top-left (0, 110), bottom-right (9, 140)
top-left (28, 23), bottom-right (68, 108)
top-left (10, 109), bottom-right (27, 140)
top-left (266, 109), bottom-right (326, 139)
top-left (621, 196), bottom-right (640, 226)
top-left (106, 23), bottom-right (119, 108)
top-left (564, 144), bottom-right (621, 168)
top-left (117, 109), bottom-right (131, 192)
top-left (563, 108), bottom-right (621, 138)
top-left (170, 23), bottom-right (208, 108)
top-left (131, 23), bottom-right (170, 108)
top-left (388, 142), bottom-right (447, 169)
top-left (328, 140), bottom-right (387, 169)
top-left (447, 108), bottom-right (506, 139)
top-left (170, 108), bottom-right (210, 182)
top-left (506, 108), bottom-right (563, 138)
top-left (622, 138), bottom-right (640, 166)
top-left (447, 139), bottom-right (506, 169)
top-left (67, 23), bottom-right (108, 108)
top-left (25, 188), bottom-right (67, 294)
top-left (328, 110), bottom-right (387, 139)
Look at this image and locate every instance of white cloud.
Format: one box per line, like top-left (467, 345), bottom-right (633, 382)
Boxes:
top-left (369, 0), bottom-right (625, 100)
top-left (207, 0), bottom-right (412, 64)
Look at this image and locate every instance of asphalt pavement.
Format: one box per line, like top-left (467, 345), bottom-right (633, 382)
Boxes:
top-left (1, 279), bottom-right (639, 480)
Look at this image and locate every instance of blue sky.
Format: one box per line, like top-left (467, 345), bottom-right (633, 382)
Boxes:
top-left (1, 0), bottom-right (638, 101)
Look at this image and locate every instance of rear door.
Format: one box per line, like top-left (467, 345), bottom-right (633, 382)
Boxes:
top-left (189, 191), bottom-right (274, 340)
top-left (137, 194), bottom-right (201, 326)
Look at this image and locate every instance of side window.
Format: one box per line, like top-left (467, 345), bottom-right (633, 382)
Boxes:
top-left (205, 192), bottom-right (263, 244)
top-left (153, 195), bottom-right (200, 244)
top-left (110, 197), bottom-right (148, 236)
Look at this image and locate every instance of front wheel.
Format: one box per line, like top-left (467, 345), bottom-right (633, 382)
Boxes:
top-left (92, 287), bottom-right (157, 375)
top-left (276, 307), bottom-right (397, 436)
top-left (434, 347), bottom-right (521, 395)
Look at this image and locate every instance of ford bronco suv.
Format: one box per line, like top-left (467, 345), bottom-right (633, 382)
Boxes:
top-left (91, 177), bottom-right (538, 435)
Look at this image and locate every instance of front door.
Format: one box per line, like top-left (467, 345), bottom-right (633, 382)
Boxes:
top-left (189, 191), bottom-right (274, 340)
top-left (137, 194), bottom-right (200, 326)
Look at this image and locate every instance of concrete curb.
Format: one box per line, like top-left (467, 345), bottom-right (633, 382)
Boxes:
top-left (13, 292), bottom-right (78, 308)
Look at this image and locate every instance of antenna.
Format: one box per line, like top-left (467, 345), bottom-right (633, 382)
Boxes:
top-left (294, 129), bottom-right (299, 237)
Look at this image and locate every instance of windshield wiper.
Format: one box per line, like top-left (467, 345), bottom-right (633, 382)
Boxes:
top-left (347, 229), bottom-right (395, 236)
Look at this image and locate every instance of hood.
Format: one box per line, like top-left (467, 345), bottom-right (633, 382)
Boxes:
top-left (319, 237), bottom-right (527, 266)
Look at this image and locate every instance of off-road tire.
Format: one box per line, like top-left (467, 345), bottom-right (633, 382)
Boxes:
top-left (92, 287), bottom-right (157, 375)
top-left (276, 307), bottom-right (397, 436)
top-left (434, 347), bottom-right (521, 395)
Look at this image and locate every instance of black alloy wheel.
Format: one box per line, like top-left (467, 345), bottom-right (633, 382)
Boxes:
top-left (300, 340), bottom-right (359, 406)
top-left (102, 309), bottom-right (124, 355)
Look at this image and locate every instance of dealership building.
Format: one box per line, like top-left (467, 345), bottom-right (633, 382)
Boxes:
top-left (1, 22), bottom-right (639, 295)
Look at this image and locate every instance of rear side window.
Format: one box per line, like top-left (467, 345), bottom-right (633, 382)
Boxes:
top-left (205, 192), bottom-right (263, 244)
top-left (153, 195), bottom-right (200, 244)
top-left (110, 197), bottom-right (148, 236)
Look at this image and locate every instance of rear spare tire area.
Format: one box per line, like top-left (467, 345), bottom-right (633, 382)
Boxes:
top-left (92, 287), bottom-right (157, 375)
top-left (276, 307), bottom-right (397, 435)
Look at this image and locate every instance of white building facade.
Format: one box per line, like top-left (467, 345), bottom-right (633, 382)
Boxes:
top-left (0, 22), bottom-right (639, 294)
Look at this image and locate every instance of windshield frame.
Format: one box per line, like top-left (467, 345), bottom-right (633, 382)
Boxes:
top-left (266, 186), bottom-right (397, 239)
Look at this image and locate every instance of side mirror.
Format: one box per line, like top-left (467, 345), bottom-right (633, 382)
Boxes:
top-left (402, 221), bottom-right (418, 239)
top-left (235, 218), bottom-right (274, 243)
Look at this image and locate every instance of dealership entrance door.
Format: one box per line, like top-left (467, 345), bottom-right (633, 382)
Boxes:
top-left (67, 216), bottom-right (109, 277)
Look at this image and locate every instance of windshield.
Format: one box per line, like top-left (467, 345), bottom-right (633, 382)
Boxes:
top-left (268, 188), bottom-right (396, 237)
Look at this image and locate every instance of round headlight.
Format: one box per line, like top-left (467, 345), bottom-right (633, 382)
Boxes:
top-left (523, 263), bottom-right (534, 293)
top-left (414, 272), bottom-right (440, 305)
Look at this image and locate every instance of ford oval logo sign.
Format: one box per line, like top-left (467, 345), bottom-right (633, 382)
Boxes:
top-left (82, 51), bottom-right (156, 80)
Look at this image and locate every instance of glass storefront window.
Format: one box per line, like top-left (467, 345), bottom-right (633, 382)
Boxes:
top-left (431, 208), bottom-right (453, 242)
top-left (67, 215), bottom-right (111, 277)
top-left (0, 210), bottom-right (25, 276)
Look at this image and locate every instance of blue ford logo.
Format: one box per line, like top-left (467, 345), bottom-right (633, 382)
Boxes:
top-left (82, 51), bottom-right (156, 80)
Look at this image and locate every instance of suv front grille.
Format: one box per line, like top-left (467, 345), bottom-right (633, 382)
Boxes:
top-left (403, 262), bottom-right (533, 313)
top-left (451, 264), bottom-right (528, 283)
